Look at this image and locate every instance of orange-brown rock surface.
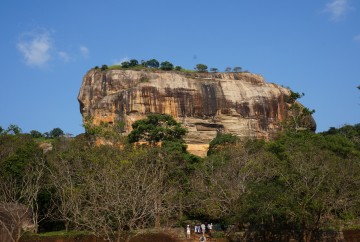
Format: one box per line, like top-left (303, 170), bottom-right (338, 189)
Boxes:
top-left (78, 69), bottom-right (315, 156)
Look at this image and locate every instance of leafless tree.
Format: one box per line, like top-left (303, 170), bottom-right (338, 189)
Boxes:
top-left (190, 144), bottom-right (267, 219)
top-left (0, 157), bottom-right (45, 242)
top-left (48, 145), bottom-right (179, 242)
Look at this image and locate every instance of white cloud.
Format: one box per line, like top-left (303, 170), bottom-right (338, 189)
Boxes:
top-left (58, 51), bottom-right (70, 62)
top-left (17, 30), bottom-right (52, 67)
top-left (324, 0), bottom-right (350, 21)
top-left (80, 46), bottom-right (89, 58)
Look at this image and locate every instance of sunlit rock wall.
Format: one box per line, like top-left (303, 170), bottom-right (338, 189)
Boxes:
top-left (78, 69), bottom-right (315, 156)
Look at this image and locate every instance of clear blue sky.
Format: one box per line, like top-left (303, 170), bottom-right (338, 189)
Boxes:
top-left (1, 0), bottom-right (359, 135)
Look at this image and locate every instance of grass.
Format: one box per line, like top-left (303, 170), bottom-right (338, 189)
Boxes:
top-left (34, 137), bottom-right (54, 143)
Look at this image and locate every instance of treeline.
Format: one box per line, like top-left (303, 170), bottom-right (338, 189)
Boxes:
top-left (95, 58), bottom-right (244, 73)
top-left (0, 124), bottom-right (66, 139)
top-left (0, 119), bottom-right (360, 242)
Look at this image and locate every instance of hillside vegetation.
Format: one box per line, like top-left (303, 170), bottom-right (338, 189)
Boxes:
top-left (0, 121), bottom-right (360, 242)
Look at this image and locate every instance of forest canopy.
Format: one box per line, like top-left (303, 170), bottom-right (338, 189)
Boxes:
top-left (0, 121), bottom-right (360, 242)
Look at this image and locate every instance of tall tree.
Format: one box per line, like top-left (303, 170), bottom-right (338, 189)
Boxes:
top-left (0, 134), bottom-right (46, 242)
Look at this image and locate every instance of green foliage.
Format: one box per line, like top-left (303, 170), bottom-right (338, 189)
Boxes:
top-left (0, 134), bottom-right (43, 180)
top-left (238, 130), bottom-right (360, 239)
top-left (30, 130), bottom-right (43, 138)
top-left (145, 59), bottom-right (160, 68)
top-left (160, 61), bottom-right (174, 70)
top-left (174, 66), bottom-right (182, 71)
top-left (322, 123), bottom-right (360, 148)
top-left (121, 61), bottom-right (130, 68)
top-left (225, 67), bottom-right (232, 72)
top-left (49, 127), bottom-right (64, 138)
top-left (129, 59), bottom-right (139, 67)
top-left (0, 126), bottom-right (3, 135)
top-left (101, 64), bottom-right (108, 71)
top-left (0, 121), bottom-right (359, 239)
top-left (108, 65), bottom-right (122, 70)
top-left (286, 90), bottom-right (304, 104)
top-left (6, 124), bottom-right (22, 135)
top-left (210, 67), bottom-right (218, 72)
top-left (195, 64), bottom-right (208, 72)
top-left (128, 113), bottom-right (186, 144)
top-left (82, 117), bottom-right (126, 145)
top-left (207, 133), bottom-right (239, 155)
top-left (233, 66), bottom-right (242, 72)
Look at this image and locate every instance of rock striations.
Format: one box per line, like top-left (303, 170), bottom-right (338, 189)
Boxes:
top-left (78, 69), bottom-right (316, 156)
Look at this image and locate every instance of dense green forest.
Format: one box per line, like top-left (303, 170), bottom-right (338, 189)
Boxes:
top-left (0, 119), bottom-right (360, 242)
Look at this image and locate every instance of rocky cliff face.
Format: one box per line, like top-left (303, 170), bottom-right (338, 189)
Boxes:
top-left (78, 69), bottom-right (315, 156)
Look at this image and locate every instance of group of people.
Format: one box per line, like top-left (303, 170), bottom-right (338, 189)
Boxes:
top-left (186, 222), bottom-right (213, 241)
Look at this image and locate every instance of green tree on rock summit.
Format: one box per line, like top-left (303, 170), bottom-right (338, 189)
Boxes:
top-left (195, 64), bottom-right (208, 72)
top-left (160, 61), bottom-right (174, 71)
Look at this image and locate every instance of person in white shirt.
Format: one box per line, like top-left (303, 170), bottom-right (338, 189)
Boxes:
top-left (186, 225), bottom-right (191, 238)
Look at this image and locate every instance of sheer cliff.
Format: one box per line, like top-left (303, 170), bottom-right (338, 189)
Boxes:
top-left (78, 69), bottom-right (315, 156)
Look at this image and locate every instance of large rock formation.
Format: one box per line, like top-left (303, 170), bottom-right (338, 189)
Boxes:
top-left (78, 69), bottom-right (315, 156)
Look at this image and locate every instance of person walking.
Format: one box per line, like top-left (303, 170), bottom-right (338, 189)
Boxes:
top-left (207, 223), bottom-right (213, 237)
top-left (201, 223), bottom-right (206, 235)
top-left (186, 225), bottom-right (191, 239)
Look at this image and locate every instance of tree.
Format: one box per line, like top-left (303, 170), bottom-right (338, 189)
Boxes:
top-left (207, 133), bottom-right (239, 155)
top-left (129, 59), bottom-right (139, 67)
top-left (29, 130), bottom-right (43, 138)
top-left (233, 66), bottom-right (242, 72)
top-left (121, 61), bottom-right (130, 68)
top-left (160, 61), bottom-right (174, 70)
top-left (128, 114), bottom-right (186, 145)
top-left (0, 126), bottom-right (3, 135)
top-left (225, 67), bottom-right (232, 72)
top-left (284, 91), bottom-right (315, 131)
top-left (239, 131), bottom-right (360, 241)
top-left (190, 141), bottom-right (266, 221)
top-left (145, 59), bottom-right (160, 68)
top-left (174, 66), bottom-right (182, 71)
top-left (47, 138), bottom-right (180, 242)
top-left (195, 64), bottom-right (208, 72)
top-left (210, 68), bottom-right (218, 73)
top-left (49, 128), bottom-right (64, 138)
top-left (0, 134), bottom-right (46, 242)
top-left (101, 65), bottom-right (108, 71)
top-left (6, 125), bottom-right (22, 135)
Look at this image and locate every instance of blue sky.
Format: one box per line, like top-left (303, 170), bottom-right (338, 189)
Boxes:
top-left (0, 0), bottom-right (359, 135)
